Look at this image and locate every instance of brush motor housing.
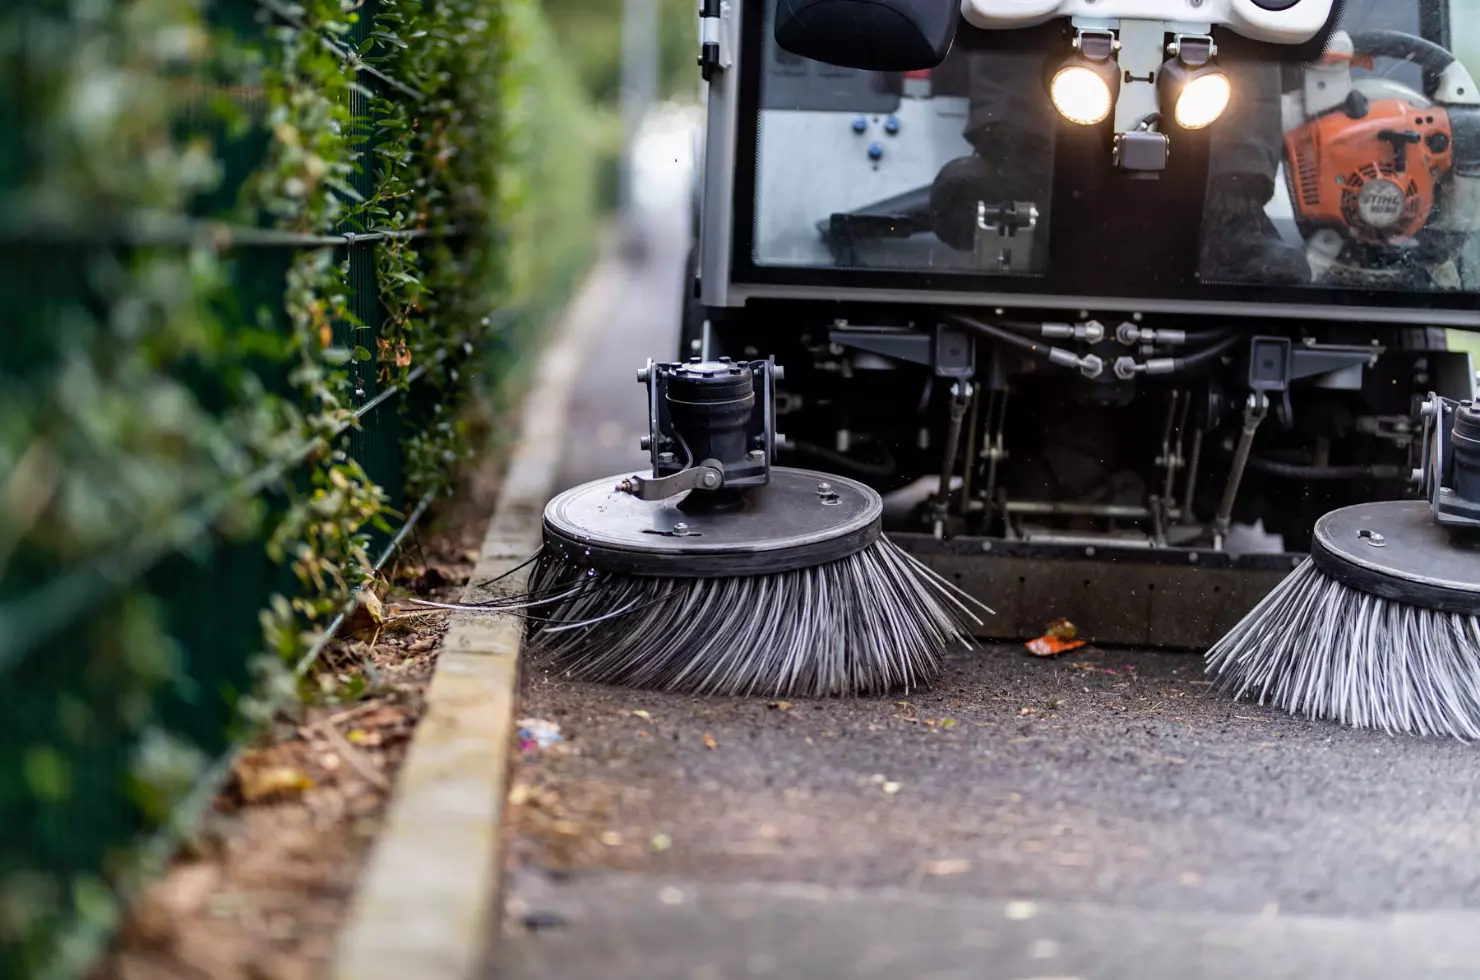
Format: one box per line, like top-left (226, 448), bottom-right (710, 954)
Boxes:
top-left (1453, 400), bottom-right (1479, 509)
top-left (636, 357), bottom-right (782, 497)
top-left (1420, 394), bottom-right (1480, 528)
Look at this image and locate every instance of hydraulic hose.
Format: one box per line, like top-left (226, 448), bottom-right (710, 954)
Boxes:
top-left (1244, 455), bottom-right (1404, 481)
top-left (1176, 333), bottom-right (1242, 371)
top-left (943, 312), bottom-right (1054, 357)
top-left (946, 311), bottom-right (1235, 379)
top-left (941, 312), bottom-right (1103, 377)
top-left (1112, 332), bottom-right (1242, 379)
top-left (1182, 328), bottom-right (1233, 345)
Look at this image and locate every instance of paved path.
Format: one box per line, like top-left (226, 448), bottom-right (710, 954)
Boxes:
top-left (494, 645), bottom-right (1480, 980)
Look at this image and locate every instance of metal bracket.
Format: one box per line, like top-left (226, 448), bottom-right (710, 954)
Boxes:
top-left (1245, 336), bottom-right (1381, 426)
top-left (618, 459), bottom-right (726, 502)
top-left (972, 201), bottom-right (1038, 273)
top-left (828, 324), bottom-right (976, 379)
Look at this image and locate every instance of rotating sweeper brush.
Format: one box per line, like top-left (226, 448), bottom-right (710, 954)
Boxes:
top-left (516, 356), bottom-right (988, 698)
top-left (1207, 396), bottom-right (1480, 739)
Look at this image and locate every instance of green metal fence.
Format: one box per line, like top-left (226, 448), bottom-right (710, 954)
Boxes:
top-left (0, 0), bottom-right (593, 974)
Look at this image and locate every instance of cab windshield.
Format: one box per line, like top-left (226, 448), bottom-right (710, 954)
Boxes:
top-left (745, 0), bottom-right (1480, 308)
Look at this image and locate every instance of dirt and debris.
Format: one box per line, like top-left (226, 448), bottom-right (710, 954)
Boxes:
top-left (94, 451), bottom-right (504, 980)
top-left (518, 719), bottom-right (567, 753)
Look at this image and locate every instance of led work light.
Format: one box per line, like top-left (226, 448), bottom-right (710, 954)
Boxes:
top-left (1160, 35), bottom-right (1232, 131)
top-left (1049, 29), bottom-right (1120, 126)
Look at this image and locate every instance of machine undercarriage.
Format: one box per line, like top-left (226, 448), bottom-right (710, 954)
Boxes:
top-left (688, 307), bottom-right (1477, 646)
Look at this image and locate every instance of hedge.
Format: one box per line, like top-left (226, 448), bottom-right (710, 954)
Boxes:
top-left (0, 0), bottom-right (599, 975)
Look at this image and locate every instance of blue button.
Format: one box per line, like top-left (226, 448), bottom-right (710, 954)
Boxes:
top-left (867, 142), bottom-right (884, 160)
top-left (884, 115), bottom-right (900, 134)
top-left (851, 115), bottom-right (868, 133)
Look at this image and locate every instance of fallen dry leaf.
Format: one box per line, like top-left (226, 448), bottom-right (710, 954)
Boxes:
top-left (922, 858), bottom-right (971, 876)
top-left (768, 701), bottom-right (793, 711)
top-left (347, 589), bottom-right (385, 635)
top-left (236, 766), bottom-right (315, 804)
top-left (702, 734), bottom-right (718, 751)
top-left (631, 709), bottom-right (652, 721)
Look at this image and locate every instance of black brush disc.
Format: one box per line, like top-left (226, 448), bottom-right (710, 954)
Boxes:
top-left (1310, 500), bottom-right (1480, 617)
top-left (541, 467), bottom-right (883, 577)
top-left (524, 467), bottom-right (988, 697)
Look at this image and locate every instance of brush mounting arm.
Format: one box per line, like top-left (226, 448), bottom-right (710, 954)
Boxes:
top-left (616, 460), bottom-right (727, 501)
top-left (626, 357), bottom-right (781, 503)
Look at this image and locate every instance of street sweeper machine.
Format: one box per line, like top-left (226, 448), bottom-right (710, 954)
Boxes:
top-left (498, 0), bottom-right (1480, 739)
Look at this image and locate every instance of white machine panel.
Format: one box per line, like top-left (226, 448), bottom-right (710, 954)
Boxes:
top-left (960, 0), bottom-right (1337, 45)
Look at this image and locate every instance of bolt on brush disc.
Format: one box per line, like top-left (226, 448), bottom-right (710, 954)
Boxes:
top-left (1310, 500), bottom-right (1480, 616)
top-left (542, 467), bottom-right (883, 578)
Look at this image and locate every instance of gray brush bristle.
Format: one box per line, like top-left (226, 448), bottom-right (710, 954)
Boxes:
top-left (1206, 559), bottom-right (1480, 740)
top-left (524, 537), bottom-right (987, 698)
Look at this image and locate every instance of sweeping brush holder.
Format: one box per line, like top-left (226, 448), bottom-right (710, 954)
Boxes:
top-left (520, 356), bottom-right (988, 698)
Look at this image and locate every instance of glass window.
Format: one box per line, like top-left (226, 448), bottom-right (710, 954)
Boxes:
top-left (753, 5), bottom-right (1056, 276)
top-left (1199, 1), bottom-right (1480, 293)
top-left (751, 0), bottom-right (1480, 299)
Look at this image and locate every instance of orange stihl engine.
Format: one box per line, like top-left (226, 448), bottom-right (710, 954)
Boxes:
top-left (1286, 95), bottom-right (1453, 245)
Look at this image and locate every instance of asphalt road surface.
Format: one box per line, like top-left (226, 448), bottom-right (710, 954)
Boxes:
top-left (491, 128), bottom-right (1480, 980)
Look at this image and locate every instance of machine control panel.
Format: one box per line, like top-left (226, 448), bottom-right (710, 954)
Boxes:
top-left (849, 114), bottom-right (904, 165)
top-left (960, 0), bottom-right (1336, 45)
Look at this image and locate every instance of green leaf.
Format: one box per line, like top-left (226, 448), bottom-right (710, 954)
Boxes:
top-left (353, 345), bottom-right (372, 362)
top-left (24, 748), bottom-right (73, 803)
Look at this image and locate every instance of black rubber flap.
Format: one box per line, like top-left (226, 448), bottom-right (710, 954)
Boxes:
top-left (542, 467), bottom-right (883, 578)
top-left (1310, 500), bottom-right (1480, 616)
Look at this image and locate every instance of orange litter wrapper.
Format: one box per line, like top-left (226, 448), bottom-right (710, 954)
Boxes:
top-left (1026, 620), bottom-right (1085, 657)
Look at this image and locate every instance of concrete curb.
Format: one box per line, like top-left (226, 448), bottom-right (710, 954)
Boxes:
top-left (331, 251), bottom-right (623, 980)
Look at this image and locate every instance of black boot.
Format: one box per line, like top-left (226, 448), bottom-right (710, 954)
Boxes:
top-left (1200, 174), bottom-right (1312, 285)
top-left (929, 155), bottom-right (993, 251)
